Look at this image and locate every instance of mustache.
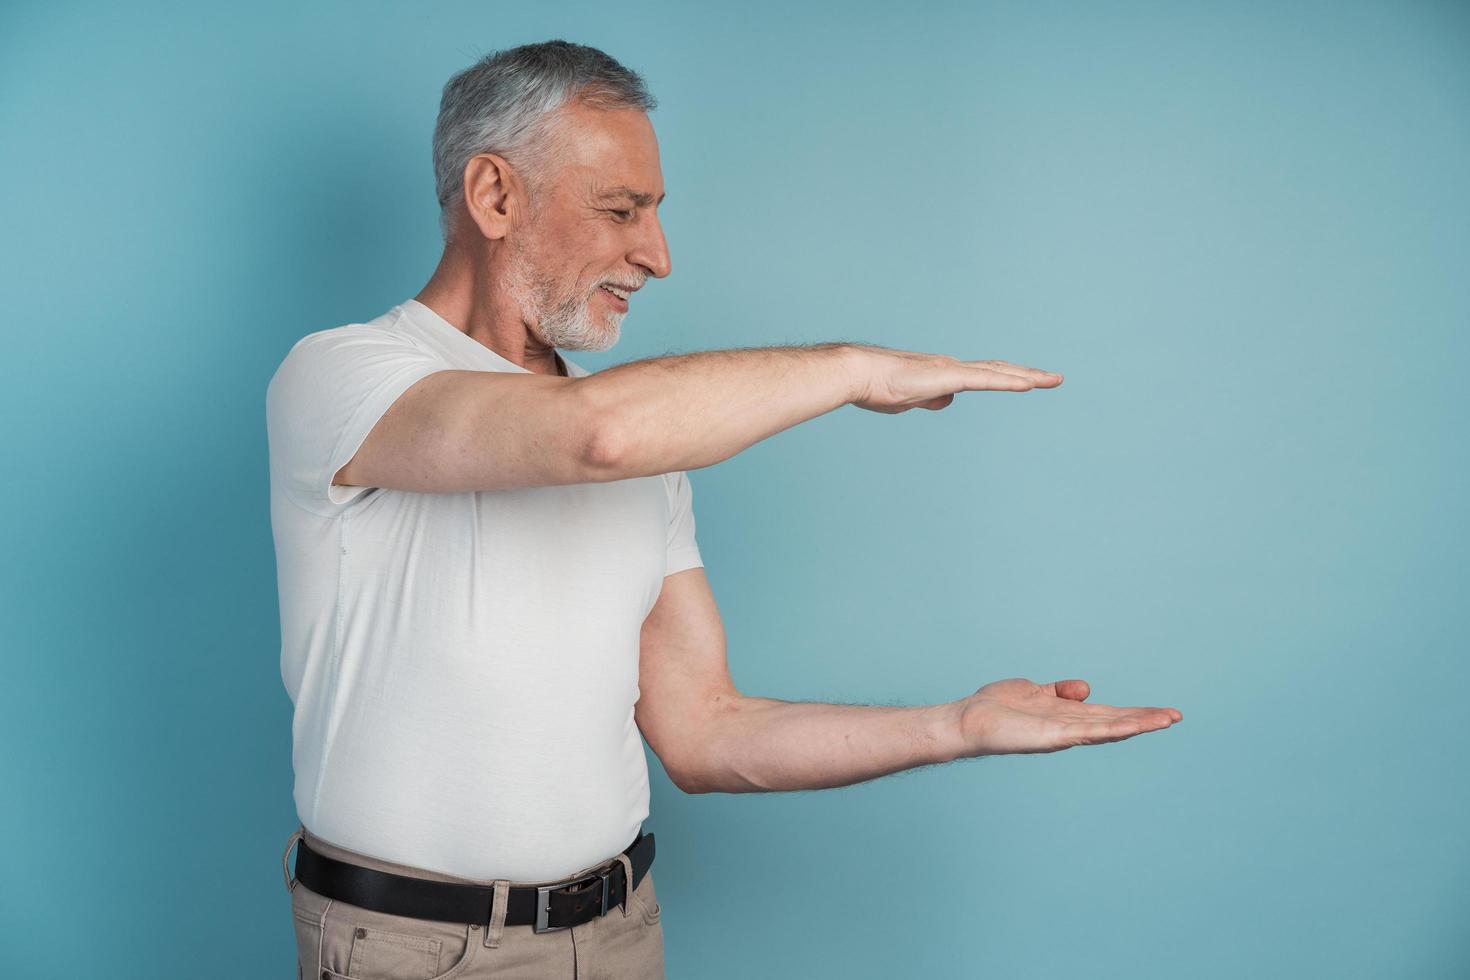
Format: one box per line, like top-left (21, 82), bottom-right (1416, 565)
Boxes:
top-left (595, 278), bottom-right (645, 292)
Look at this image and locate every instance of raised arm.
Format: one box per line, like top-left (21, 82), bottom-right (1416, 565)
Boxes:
top-left (335, 344), bottom-right (1062, 494)
top-left (579, 343), bottom-right (1063, 480)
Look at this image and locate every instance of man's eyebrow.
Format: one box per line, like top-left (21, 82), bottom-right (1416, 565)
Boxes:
top-left (596, 186), bottom-right (665, 207)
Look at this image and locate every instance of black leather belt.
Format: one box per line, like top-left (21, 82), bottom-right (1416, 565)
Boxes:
top-left (291, 831), bottom-right (655, 934)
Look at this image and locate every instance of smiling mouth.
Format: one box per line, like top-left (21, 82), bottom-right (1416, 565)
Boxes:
top-left (599, 284), bottom-right (631, 301)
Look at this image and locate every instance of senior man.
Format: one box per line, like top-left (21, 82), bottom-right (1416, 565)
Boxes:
top-left (268, 39), bottom-right (1181, 980)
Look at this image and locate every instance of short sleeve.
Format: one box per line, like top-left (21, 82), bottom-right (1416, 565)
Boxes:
top-left (266, 325), bottom-right (446, 513)
top-left (662, 469), bottom-right (704, 576)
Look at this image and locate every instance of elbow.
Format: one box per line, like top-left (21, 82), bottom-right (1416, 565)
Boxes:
top-left (583, 423), bottom-right (624, 476)
top-left (580, 408), bottom-right (630, 480)
top-left (664, 756), bottom-right (710, 795)
top-left (669, 772), bottom-right (706, 795)
top-left (570, 375), bottom-right (625, 478)
top-left (646, 690), bottom-right (747, 796)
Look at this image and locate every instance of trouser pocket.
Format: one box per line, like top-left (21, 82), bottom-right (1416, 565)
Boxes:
top-left (290, 880), bottom-right (481, 980)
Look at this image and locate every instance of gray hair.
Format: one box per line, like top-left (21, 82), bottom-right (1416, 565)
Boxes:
top-left (431, 39), bottom-right (657, 240)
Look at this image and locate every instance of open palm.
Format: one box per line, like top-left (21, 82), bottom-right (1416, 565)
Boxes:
top-left (957, 678), bottom-right (1182, 757)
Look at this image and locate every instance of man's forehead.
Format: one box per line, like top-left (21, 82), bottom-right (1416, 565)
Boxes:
top-left (554, 103), bottom-right (664, 205)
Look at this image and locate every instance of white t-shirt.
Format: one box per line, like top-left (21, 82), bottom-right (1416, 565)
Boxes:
top-left (266, 298), bottom-right (703, 882)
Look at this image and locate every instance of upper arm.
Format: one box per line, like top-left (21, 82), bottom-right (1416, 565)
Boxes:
top-left (635, 566), bottom-right (739, 793)
top-left (267, 327), bottom-right (448, 509)
top-left (333, 368), bottom-right (606, 494)
top-left (267, 326), bottom-right (608, 511)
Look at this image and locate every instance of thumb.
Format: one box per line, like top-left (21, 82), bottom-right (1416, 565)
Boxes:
top-left (1045, 679), bottom-right (1090, 702)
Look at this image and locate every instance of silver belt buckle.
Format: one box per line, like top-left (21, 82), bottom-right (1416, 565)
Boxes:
top-left (534, 869), bottom-right (612, 934)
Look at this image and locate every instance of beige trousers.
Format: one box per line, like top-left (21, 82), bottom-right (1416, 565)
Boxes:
top-left (283, 825), bottom-right (665, 980)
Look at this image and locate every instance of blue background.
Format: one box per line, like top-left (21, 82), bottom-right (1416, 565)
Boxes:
top-left (2, 1), bottom-right (1466, 976)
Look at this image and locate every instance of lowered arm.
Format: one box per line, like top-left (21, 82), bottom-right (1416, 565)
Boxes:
top-left (634, 568), bottom-right (960, 795)
top-left (635, 571), bottom-right (1183, 795)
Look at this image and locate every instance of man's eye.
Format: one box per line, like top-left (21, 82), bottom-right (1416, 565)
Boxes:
top-left (608, 209), bottom-right (633, 221)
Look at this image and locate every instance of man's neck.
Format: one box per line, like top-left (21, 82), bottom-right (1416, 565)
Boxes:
top-left (414, 245), bottom-right (565, 377)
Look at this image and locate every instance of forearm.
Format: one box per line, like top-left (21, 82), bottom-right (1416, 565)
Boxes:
top-left (579, 343), bottom-right (865, 479)
top-left (680, 694), bottom-right (966, 794)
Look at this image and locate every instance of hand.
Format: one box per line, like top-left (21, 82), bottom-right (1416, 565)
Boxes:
top-left (952, 678), bottom-right (1181, 757)
top-left (846, 345), bottom-right (1063, 414)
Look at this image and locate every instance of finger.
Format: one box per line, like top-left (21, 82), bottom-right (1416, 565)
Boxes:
top-left (957, 368), bottom-right (1036, 392)
top-left (973, 359), bottom-right (1062, 383)
top-left (1126, 706), bottom-right (1184, 722)
top-left (962, 360), bottom-right (1064, 386)
top-left (1061, 699), bottom-right (1182, 724)
top-left (1059, 706), bottom-right (1176, 728)
top-left (1070, 705), bottom-right (1180, 726)
top-left (1065, 712), bottom-right (1176, 745)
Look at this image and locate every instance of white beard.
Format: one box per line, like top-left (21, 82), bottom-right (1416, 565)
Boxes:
top-left (504, 242), bottom-right (623, 353)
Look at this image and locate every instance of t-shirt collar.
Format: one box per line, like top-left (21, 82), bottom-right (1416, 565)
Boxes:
top-left (400, 298), bottom-right (589, 377)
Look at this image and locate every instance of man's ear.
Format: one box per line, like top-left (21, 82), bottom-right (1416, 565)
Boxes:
top-left (460, 153), bottom-right (520, 241)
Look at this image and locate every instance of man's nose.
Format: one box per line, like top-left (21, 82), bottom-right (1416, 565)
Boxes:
top-left (630, 214), bottom-right (671, 280)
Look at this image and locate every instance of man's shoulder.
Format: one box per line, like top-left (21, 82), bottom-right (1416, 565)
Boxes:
top-left (279, 305), bottom-right (417, 361)
top-left (267, 306), bottom-right (432, 394)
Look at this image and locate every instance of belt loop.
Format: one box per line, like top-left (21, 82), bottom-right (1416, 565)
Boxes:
top-left (282, 827), bottom-right (305, 894)
top-left (317, 898), bottom-right (334, 973)
top-left (484, 879), bottom-right (510, 948)
top-left (614, 853), bottom-right (635, 917)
